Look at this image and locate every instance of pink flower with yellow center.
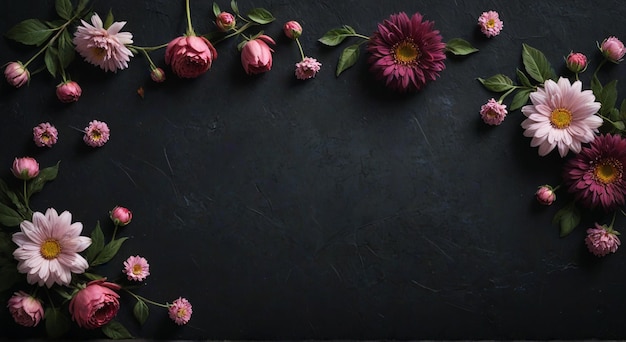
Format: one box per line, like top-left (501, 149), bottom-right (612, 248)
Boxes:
top-left (477, 11), bottom-right (503, 38)
top-left (33, 122), bottom-right (58, 148)
top-left (83, 120), bottom-right (110, 147)
top-left (73, 13), bottom-right (134, 72)
top-left (123, 255), bottom-right (150, 281)
top-left (168, 297), bottom-right (192, 325)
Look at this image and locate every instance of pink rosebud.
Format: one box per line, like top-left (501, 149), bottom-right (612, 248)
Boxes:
top-left (283, 21), bottom-right (303, 40)
top-left (565, 52), bottom-right (587, 73)
top-left (165, 35), bottom-right (218, 78)
top-left (477, 11), bottom-right (503, 38)
top-left (69, 279), bottom-right (121, 329)
top-left (600, 36), bottom-right (626, 63)
top-left (240, 35), bottom-right (275, 75)
top-left (535, 185), bottom-right (556, 205)
top-left (480, 98), bottom-right (507, 125)
top-left (585, 223), bottom-right (621, 257)
top-left (168, 297), bottom-right (192, 325)
top-left (11, 157), bottom-right (39, 180)
top-left (216, 12), bottom-right (236, 32)
top-left (83, 120), bottom-right (110, 147)
top-left (7, 291), bottom-right (44, 327)
top-left (295, 57), bottom-right (322, 80)
top-left (150, 67), bottom-right (166, 83)
top-left (4, 61), bottom-right (29, 88)
top-left (123, 255), bottom-right (150, 281)
top-left (56, 80), bottom-right (82, 103)
top-left (110, 206), bottom-right (132, 226)
top-left (33, 122), bottom-right (58, 148)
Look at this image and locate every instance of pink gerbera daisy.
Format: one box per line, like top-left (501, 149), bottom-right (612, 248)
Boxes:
top-left (83, 120), bottom-right (110, 147)
top-left (295, 57), bottom-right (322, 80)
top-left (168, 297), bottom-right (192, 325)
top-left (585, 223), bottom-right (620, 257)
top-left (563, 134), bottom-right (626, 210)
top-left (73, 13), bottom-right (134, 72)
top-left (123, 255), bottom-right (150, 281)
top-left (366, 12), bottom-right (446, 92)
top-left (477, 11), bottom-right (503, 38)
top-left (12, 208), bottom-right (91, 288)
top-left (33, 122), bottom-right (58, 147)
top-left (521, 77), bottom-right (602, 157)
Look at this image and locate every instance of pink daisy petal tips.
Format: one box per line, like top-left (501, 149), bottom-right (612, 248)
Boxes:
top-left (73, 13), bottom-right (134, 72)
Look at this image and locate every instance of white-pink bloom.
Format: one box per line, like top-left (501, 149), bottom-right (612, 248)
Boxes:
top-left (73, 13), bottom-right (134, 72)
top-left (295, 57), bottom-right (321, 80)
top-left (585, 223), bottom-right (620, 257)
top-left (12, 208), bottom-right (91, 288)
top-left (168, 297), bottom-right (192, 325)
top-left (123, 255), bottom-right (150, 281)
top-left (521, 77), bottom-right (602, 157)
top-left (477, 11), bottom-right (503, 38)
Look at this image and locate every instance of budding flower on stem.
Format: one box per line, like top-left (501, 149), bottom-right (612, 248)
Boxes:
top-left (4, 61), bottom-right (30, 88)
top-left (535, 185), bottom-right (557, 206)
top-left (56, 80), bottom-right (82, 103)
top-left (216, 12), bottom-right (236, 32)
top-left (565, 52), bottom-right (587, 78)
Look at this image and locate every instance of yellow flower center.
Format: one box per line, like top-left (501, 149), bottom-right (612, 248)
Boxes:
top-left (91, 130), bottom-right (102, 141)
top-left (40, 239), bottom-right (61, 260)
top-left (594, 158), bottom-right (623, 184)
top-left (393, 39), bottom-right (420, 65)
top-left (132, 264), bottom-right (143, 275)
top-left (177, 308), bottom-right (187, 318)
top-left (91, 47), bottom-right (107, 60)
top-left (487, 19), bottom-right (496, 28)
top-left (41, 134), bottom-right (50, 143)
top-left (550, 108), bottom-right (572, 129)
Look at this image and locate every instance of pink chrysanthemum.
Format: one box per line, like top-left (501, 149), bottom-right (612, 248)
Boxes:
top-left (480, 98), bottom-right (507, 125)
top-left (12, 208), bottom-right (91, 288)
top-left (585, 223), bottom-right (620, 257)
top-left (33, 122), bottom-right (58, 147)
top-left (563, 134), bottom-right (626, 211)
top-left (521, 77), bottom-right (602, 157)
top-left (73, 13), bottom-right (134, 72)
top-left (366, 12), bottom-right (446, 92)
top-left (123, 255), bottom-right (150, 281)
top-left (83, 120), bottom-right (110, 147)
top-left (477, 11), bottom-right (503, 38)
top-left (295, 57), bottom-right (321, 80)
top-left (168, 297), bottom-right (192, 325)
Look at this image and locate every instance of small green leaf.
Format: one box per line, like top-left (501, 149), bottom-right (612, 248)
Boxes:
top-left (246, 8), bottom-right (275, 25)
top-left (45, 308), bottom-right (71, 339)
top-left (318, 25), bottom-right (356, 46)
top-left (612, 120), bottom-right (625, 131)
top-left (553, 202), bottom-right (581, 237)
top-left (0, 202), bottom-right (24, 227)
top-left (510, 88), bottom-right (532, 111)
top-left (44, 45), bottom-right (59, 78)
top-left (230, 0), bottom-right (239, 15)
top-left (6, 190), bottom-right (27, 218)
top-left (477, 74), bottom-right (515, 92)
top-left (55, 0), bottom-right (73, 20)
top-left (102, 320), bottom-right (133, 340)
top-left (53, 287), bottom-right (74, 301)
top-left (212, 2), bottom-right (221, 17)
top-left (336, 44), bottom-right (360, 77)
top-left (445, 38), bottom-right (478, 56)
top-left (91, 237), bottom-right (128, 266)
top-left (5, 19), bottom-right (54, 46)
top-left (85, 221), bottom-right (105, 264)
top-left (103, 9), bottom-right (114, 29)
top-left (516, 69), bottom-right (532, 88)
top-left (133, 299), bottom-right (150, 325)
top-left (26, 161), bottom-right (60, 198)
top-left (82, 272), bottom-right (105, 281)
top-left (57, 29), bottom-right (75, 68)
top-left (522, 43), bottom-right (556, 83)
top-left (598, 80), bottom-right (618, 117)
top-left (75, 0), bottom-right (90, 16)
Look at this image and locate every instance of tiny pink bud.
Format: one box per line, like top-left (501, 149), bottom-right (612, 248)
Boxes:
top-left (56, 80), bottom-right (82, 103)
top-left (535, 185), bottom-right (556, 205)
top-left (283, 21), bottom-right (303, 40)
top-left (216, 12), bottom-right (236, 32)
top-left (565, 52), bottom-right (587, 73)
top-left (11, 157), bottom-right (39, 180)
top-left (600, 36), bottom-right (626, 63)
top-left (150, 67), bottom-right (166, 83)
top-left (110, 206), bottom-right (132, 226)
top-left (4, 61), bottom-right (30, 88)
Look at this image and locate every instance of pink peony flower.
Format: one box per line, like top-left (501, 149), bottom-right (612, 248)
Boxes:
top-left (123, 255), bottom-right (150, 281)
top-left (83, 120), bottom-right (110, 147)
top-left (33, 122), bottom-right (59, 147)
top-left (480, 98), bottom-right (507, 125)
top-left (56, 80), bottom-right (82, 103)
top-left (150, 67), bottom-right (166, 83)
top-left (600, 36), bottom-right (626, 63)
top-left (165, 35), bottom-right (218, 78)
top-left (168, 297), bottom-right (192, 325)
top-left (69, 279), bottom-right (121, 329)
top-left (110, 206), bottom-right (132, 226)
top-left (367, 12), bottom-right (446, 92)
top-left (216, 12), bottom-right (236, 32)
top-left (283, 21), bottom-right (303, 40)
top-left (12, 157), bottom-right (39, 180)
top-left (521, 77), bottom-right (602, 157)
top-left (73, 13), bottom-right (134, 72)
top-left (566, 52), bottom-right (587, 73)
top-left (12, 208), bottom-right (91, 287)
top-left (240, 35), bottom-right (276, 75)
top-left (7, 291), bottom-right (44, 327)
top-left (585, 223), bottom-right (620, 257)
top-left (4, 61), bottom-right (29, 88)
top-left (477, 11), bottom-right (503, 38)
top-left (295, 57), bottom-right (322, 80)
top-left (535, 185), bottom-right (556, 205)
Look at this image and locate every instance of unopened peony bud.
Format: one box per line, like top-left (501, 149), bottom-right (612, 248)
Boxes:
top-left (600, 36), bottom-right (626, 63)
top-left (110, 206), bottom-right (132, 226)
top-left (535, 185), bottom-right (556, 205)
top-left (240, 35), bottom-right (275, 75)
top-left (216, 12), bottom-right (236, 32)
top-left (565, 52), bottom-right (587, 73)
top-left (283, 21), bottom-right (303, 40)
top-left (150, 67), bottom-right (166, 83)
top-left (56, 80), bottom-right (82, 103)
top-left (11, 157), bottom-right (39, 180)
top-left (7, 291), bottom-right (44, 327)
top-left (4, 61), bottom-right (29, 88)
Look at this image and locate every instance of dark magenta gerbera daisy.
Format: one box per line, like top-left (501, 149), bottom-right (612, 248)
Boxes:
top-left (563, 134), bottom-right (626, 211)
top-left (366, 12), bottom-right (446, 92)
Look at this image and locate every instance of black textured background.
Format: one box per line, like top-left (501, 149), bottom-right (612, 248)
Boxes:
top-left (2, 0), bottom-right (626, 340)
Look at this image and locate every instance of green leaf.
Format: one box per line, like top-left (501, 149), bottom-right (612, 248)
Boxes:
top-left (53, 287), bottom-right (74, 301)
top-left (477, 74), bottom-right (515, 92)
top-left (103, 9), bottom-right (114, 29)
top-left (336, 44), bottom-right (360, 77)
top-left (45, 308), bottom-right (71, 339)
top-left (44, 45), bottom-right (59, 78)
top-left (57, 29), bottom-right (75, 68)
top-left (82, 272), bottom-right (105, 281)
top-left (0, 201), bottom-right (24, 227)
top-left (5, 19), bottom-right (54, 46)
top-left (318, 25), bottom-right (356, 46)
top-left (85, 221), bottom-right (105, 264)
top-left (230, 0), bottom-right (239, 15)
top-left (620, 99), bottom-right (626, 121)
top-left (522, 43), bottom-right (556, 83)
top-left (516, 69), bottom-right (532, 88)
top-left (553, 202), bottom-right (581, 237)
top-left (5, 190), bottom-right (27, 218)
top-left (55, 0), bottom-right (73, 20)
top-left (246, 8), bottom-right (275, 25)
top-left (445, 38), bottom-right (478, 56)
top-left (212, 2), bottom-right (221, 17)
top-left (133, 299), bottom-right (150, 325)
top-left (0, 263), bottom-right (20, 293)
top-left (510, 88), bottom-right (532, 111)
top-left (75, 0), bottom-right (90, 16)
top-left (26, 161), bottom-right (60, 198)
top-left (598, 80), bottom-right (618, 117)
top-left (91, 237), bottom-right (128, 266)
top-left (102, 320), bottom-right (133, 340)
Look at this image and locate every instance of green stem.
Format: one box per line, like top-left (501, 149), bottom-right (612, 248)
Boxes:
top-left (351, 33), bottom-right (371, 40)
top-left (111, 224), bottom-right (119, 241)
top-left (497, 87), bottom-right (517, 103)
top-left (593, 59), bottom-right (608, 80)
top-left (210, 22), bottom-right (253, 45)
top-left (24, 15), bottom-right (77, 67)
top-left (129, 44), bottom-right (169, 52)
top-left (125, 290), bottom-right (169, 308)
top-left (23, 180), bottom-right (32, 214)
top-left (185, 0), bottom-right (195, 36)
top-left (295, 38), bottom-right (305, 60)
top-left (138, 48), bottom-right (157, 69)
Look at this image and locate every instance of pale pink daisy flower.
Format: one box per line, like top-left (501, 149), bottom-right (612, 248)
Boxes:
top-left (33, 122), bottom-right (58, 147)
top-left (295, 57), bottom-right (321, 80)
top-left (477, 11), bottom-right (503, 38)
top-left (12, 208), bottom-right (91, 288)
top-left (480, 98), bottom-right (507, 125)
top-left (73, 13), bottom-right (134, 72)
top-left (123, 255), bottom-right (150, 281)
top-left (585, 223), bottom-right (620, 257)
top-left (521, 77), bottom-right (602, 157)
top-left (83, 120), bottom-right (110, 147)
top-left (168, 297), bottom-right (192, 325)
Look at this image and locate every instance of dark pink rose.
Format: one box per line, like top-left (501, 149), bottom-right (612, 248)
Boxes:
top-left (240, 35), bottom-right (275, 75)
top-left (69, 279), bottom-right (121, 329)
top-left (165, 35), bottom-right (217, 78)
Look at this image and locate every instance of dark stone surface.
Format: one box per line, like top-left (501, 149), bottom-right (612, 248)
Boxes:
top-left (1, 0), bottom-right (626, 340)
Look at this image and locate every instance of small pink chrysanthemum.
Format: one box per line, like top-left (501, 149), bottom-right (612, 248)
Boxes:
top-left (366, 12), bottom-right (446, 92)
top-left (83, 120), bottom-right (110, 147)
top-left (123, 255), bottom-right (150, 281)
top-left (295, 57), bottom-right (321, 80)
top-left (585, 223), bottom-right (620, 257)
top-left (168, 297), bottom-right (192, 325)
top-left (480, 98), bottom-right (507, 125)
top-left (477, 11), bottom-right (503, 38)
top-left (33, 122), bottom-right (58, 147)
top-left (521, 77), bottom-right (602, 157)
top-left (563, 134), bottom-right (626, 211)
top-left (73, 13), bottom-right (134, 72)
